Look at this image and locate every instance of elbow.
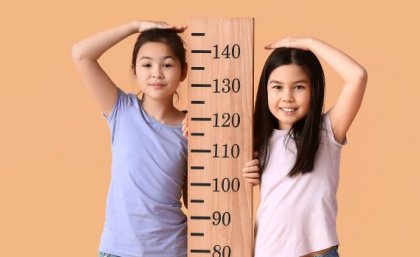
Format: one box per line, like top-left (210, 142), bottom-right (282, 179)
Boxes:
top-left (71, 43), bottom-right (88, 64)
top-left (349, 67), bottom-right (368, 88)
top-left (71, 44), bottom-right (82, 63)
top-left (357, 67), bottom-right (368, 85)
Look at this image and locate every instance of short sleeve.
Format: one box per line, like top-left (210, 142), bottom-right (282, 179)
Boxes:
top-left (103, 89), bottom-right (132, 121)
top-left (323, 112), bottom-right (347, 147)
top-left (102, 88), bottom-right (133, 144)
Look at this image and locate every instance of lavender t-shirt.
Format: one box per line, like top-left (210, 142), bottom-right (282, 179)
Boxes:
top-left (99, 89), bottom-right (187, 257)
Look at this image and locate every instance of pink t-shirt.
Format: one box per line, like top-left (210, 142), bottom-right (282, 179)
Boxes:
top-left (254, 113), bottom-right (346, 257)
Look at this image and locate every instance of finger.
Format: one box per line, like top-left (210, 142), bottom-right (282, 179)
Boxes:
top-left (243, 172), bottom-right (260, 179)
top-left (264, 41), bottom-right (278, 49)
top-left (151, 21), bottom-right (172, 29)
top-left (243, 163), bottom-right (260, 171)
top-left (244, 168), bottom-right (260, 175)
top-left (251, 179), bottom-right (261, 185)
top-left (265, 38), bottom-right (292, 49)
top-left (182, 128), bottom-right (188, 138)
top-left (160, 24), bottom-right (174, 29)
top-left (242, 166), bottom-right (260, 174)
top-left (243, 166), bottom-right (260, 173)
top-left (161, 24), bottom-right (187, 32)
top-left (265, 42), bottom-right (285, 49)
top-left (245, 178), bottom-right (260, 185)
top-left (245, 159), bottom-right (259, 167)
top-left (173, 25), bottom-right (187, 32)
top-left (243, 164), bottom-right (259, 172)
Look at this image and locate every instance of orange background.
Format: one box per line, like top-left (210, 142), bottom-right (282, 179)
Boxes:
top-left (1, 0), bottom-right (419, 256)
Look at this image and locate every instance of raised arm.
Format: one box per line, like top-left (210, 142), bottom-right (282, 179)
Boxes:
top-left (266, 37), bottom-right (368, 143)
top-left (71, 20), bottom-right (186, 115)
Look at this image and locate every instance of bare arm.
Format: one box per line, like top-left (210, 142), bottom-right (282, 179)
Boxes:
top-left (71, 20), bottom-right (186, 115)
top-left (266, 38), bottom-right (368, 143)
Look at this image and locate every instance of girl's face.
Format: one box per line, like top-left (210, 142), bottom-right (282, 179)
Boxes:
top-left (267, 64), bottom-right (311, 130)
top-left (135, 42), bottom-right (184, 101)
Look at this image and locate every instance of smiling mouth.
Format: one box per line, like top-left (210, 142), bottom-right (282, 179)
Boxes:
top-left (280, 107), bottom-right (297, 113)
top-left (149, 84), bottom-right (165, 87)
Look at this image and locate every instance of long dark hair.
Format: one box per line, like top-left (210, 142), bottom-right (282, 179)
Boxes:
top-left (254, 48), bottom-right (325, 177)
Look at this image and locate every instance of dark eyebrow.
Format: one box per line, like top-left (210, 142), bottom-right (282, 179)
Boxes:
top-left (268, 80), bottom-right (283, 84)
top-left (293, 79), bottom-right (310, 84)
top-left (139, 56), bottom-right (175, 61)
top-left (268, 79), bottom-right (309, 84)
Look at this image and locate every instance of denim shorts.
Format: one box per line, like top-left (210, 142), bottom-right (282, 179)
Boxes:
top-left (314, 245), bottom-right (339, 257)
top-left (98, 252), bottom-right (120, 257)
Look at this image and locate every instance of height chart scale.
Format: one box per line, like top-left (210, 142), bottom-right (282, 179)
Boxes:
top-left (187, 18), bottom-right (254, 257)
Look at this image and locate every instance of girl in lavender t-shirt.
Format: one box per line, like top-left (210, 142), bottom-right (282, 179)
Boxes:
top-left (242, 38), bottom-right (367, 257)
top-left (72, 21), bottom-right (189, 257)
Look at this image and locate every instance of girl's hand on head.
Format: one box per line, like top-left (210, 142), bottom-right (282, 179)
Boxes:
top-left (242, 152), bottom-right (261, 186)
top-left (265, 37), bottom-right (314, 51)
top-left (136, 20), bottom-right (187, 33)
top-left (181, 113), bottom-right (189, 139)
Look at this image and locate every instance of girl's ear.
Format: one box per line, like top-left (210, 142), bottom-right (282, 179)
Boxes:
top-left (181, 63), bottom-right (188, 82)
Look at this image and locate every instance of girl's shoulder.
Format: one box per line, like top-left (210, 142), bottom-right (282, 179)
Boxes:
top-left (104, 88), bottom-right (135, 119)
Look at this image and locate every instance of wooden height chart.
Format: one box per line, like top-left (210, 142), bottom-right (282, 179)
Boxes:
top-left (187, 18), bottom-right (254, 257)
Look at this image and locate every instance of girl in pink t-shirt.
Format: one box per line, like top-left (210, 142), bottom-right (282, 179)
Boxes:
top-left (242, 38), bottom-right (367, 257)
